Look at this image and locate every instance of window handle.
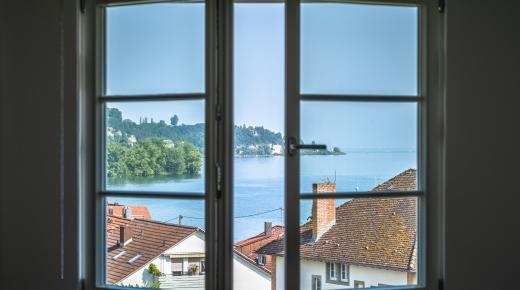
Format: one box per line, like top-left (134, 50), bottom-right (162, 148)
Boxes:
top-left (287, 137), bottom-right (327, 156)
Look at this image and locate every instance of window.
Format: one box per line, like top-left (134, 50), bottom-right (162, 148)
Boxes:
top-left (312, 275), bottom-right (322, 290)
top-left (201, 260), bottom-right (206, 274)
top-left (258, 255), bottom-right (266, 266)
top-left (340, 264), bottom-right (349, 282)
top-left (295, 1), bottom-right (426, 289)
top-left (172, 258), bottom-right (183, 276)
top-left (95, 1), bottom-right (209, 289)
top-left (88, 0), bottom-right (442, 290)
top-left (327, 262), bottom-right (336, 280)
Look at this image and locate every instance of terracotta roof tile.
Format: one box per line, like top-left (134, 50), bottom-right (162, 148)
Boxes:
top-left (234, 225), bottom-right (285, 272)
top-left (235, 225), bottom-right (285, 247)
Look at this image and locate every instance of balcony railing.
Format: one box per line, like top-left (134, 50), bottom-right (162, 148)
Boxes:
top-left (158, 274), bottom-right (205, 290)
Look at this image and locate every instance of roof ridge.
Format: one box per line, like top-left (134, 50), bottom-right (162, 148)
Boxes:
top-left (234, 225), bottom-right (285, 246)
top-left (108, 214), bottom-right (200, 231)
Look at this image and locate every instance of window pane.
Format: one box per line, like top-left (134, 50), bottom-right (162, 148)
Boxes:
top-left (301, 3), bottom-right (418, 96)
top-left (105, 197), bottom-right (205, 289)
top-left (106, 3), bottom-right (205, 95)
top-left (105, 100), bottom-right (205, 193)
top-left (297, 196), bottom-right (418, 289)
top-left (233, 3), bottom-right (285, 290)
top-left (300, 101), bottom-right (418, 194)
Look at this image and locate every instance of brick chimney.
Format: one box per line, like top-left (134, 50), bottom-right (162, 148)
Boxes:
top-left (119, 224), bottom-right (133, 247)
top-left (311, 183), bottom-right (336, 241)
top-left (264, 221), bottom-right (273, 236)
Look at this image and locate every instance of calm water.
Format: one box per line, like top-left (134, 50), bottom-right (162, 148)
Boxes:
top-left (108, 152), bottom-right (416, 241)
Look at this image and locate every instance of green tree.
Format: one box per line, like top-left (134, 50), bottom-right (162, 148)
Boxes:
top-left (165, 146), bottom-right (186, 176)
top-left (107, 108), bottom-right (123, 130)
top-left (107, 138), bottom-right (202, 178)
top-left (170, 115), bottom-right (179, 126)
top-left (181, 142), bottom-right (203, 175)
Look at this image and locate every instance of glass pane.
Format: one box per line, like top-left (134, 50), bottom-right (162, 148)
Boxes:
top-left (233, 3), bottom-right (285, 290)
top-left (297, 197), bottom-right (418, 289)
top-left (301, 3), bottom-right (418, 96)
top-left (106, 3), bottom-right (205, 95)
top-left (105, 197), bottom-right (205, 289)
top-left (300, 101), bottom-right (418, 193)
top-left (105, 100), bottom-right (205, 193)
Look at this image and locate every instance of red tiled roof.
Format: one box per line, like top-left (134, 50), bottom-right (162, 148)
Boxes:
top-left (257, 169), bottom-right (418, 272)
top-left (235, 226), bottom-right (285, 247)
top-left (234, 225), bottom-right (284, 272)
top-left (106, 216), bottom-right (199, 284)
top-left (107, 204), bottom-right (152, 220)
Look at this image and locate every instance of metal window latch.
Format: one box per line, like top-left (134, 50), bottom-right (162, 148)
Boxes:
top-left (287, 137), bottom-right (327, 156)
top-left (438, 0), bottom-right (446, 13)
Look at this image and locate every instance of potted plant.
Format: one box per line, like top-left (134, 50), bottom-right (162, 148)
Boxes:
top-left (189, 264), bottom-right (199, 275)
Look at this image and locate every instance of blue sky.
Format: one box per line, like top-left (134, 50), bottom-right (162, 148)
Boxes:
top-left (107, 2), bottom-right (418, 151)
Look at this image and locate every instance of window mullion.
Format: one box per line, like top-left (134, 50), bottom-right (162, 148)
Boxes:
top-left (285, 1), bottom-right (301, 290)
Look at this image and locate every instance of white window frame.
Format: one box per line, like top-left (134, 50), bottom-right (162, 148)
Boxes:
top-left (328, 262), bottom-right (336, 280)
top-left (282, 1), bottom-right (444, 290)
top-left (257, 255), bottom-right (266, 266)
top-left (340, 263), bottom-right (349, 282)
top-left (312, 275), bottom-right (322, 290)
top-left (87, 0), bottom-right (218, 289)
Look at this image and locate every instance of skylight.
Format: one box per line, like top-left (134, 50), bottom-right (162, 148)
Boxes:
top-left (127, 253), bottom-right (144, 264)
top-left (112, 250), bottom-right (128, 260)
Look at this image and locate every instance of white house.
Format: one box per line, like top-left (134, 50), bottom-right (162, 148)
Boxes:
top-left (107, 213), bottom-right (271, 290)
top-left (270, 144), bottom-right (283, 155)
top-left (257, 169), bottom-right (418, 290)
top-left (234, 250), bottom-right (272, 290)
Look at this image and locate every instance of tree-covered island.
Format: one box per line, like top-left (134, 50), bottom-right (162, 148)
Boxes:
top-left (106, 107), bottom-right (346, 178)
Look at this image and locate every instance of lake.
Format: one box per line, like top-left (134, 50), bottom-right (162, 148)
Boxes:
top-left (107, 151), bottom-right (416, 241)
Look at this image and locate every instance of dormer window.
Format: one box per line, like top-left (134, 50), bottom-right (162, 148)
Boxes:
top-left (257, 255), bottom-right (266, 266)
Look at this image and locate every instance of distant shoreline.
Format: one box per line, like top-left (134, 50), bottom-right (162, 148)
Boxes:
top-left (234, 152), bottom-right (346, 157)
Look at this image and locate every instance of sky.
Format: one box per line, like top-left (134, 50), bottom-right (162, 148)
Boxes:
top-left (107, 2), bottom-right (418, 151)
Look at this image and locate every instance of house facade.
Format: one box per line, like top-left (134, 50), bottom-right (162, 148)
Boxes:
top-left (107, 215), bottom-right (207, 289)
top-left (258, 169), bottom-right (418, 290)
top-left (107, 209), bottom-right (272, 290)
